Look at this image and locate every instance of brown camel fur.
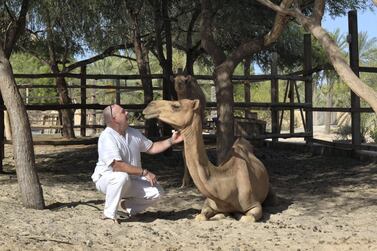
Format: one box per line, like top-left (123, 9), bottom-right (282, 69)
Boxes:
top-left (143, 99), bottom-right (271, 222)
top-left (173, 74), bottom-right (207, 187)
top-left (173, 74), bottom-right (206, 123)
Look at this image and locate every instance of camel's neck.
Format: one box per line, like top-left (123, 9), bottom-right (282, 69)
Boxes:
top-left (181, 114), bottom-right (219, 200)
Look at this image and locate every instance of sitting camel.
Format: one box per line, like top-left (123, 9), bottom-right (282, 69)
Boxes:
top-left (143, 99), bottom-right (271, 222)
top-left (172, 74), bottom-right (207, 187)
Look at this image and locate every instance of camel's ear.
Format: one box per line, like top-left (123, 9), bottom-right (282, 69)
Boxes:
top-left (186, 75), bottom-right (192, 81)
top-left (192, 99), bottom-right (200, 110)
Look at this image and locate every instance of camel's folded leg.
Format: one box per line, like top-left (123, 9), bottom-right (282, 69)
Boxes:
top-left (195, 199), bottom-right (218, 221)
top-left (235, 202), bottom-right (262, 222)
top-left (180, 152), bottom-right (193, 188)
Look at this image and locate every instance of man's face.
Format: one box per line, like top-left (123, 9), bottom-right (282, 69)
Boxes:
top-left (110, 104), bottom-right (128, 127)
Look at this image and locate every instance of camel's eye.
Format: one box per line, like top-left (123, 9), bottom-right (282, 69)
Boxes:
top-left (171, 104), bottom-right (180, 111)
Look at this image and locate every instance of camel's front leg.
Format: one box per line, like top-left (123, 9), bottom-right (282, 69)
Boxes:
top-left (195, 199), bottom-right (218, 221)
top-left (235, 202), bottom-right (262, 222)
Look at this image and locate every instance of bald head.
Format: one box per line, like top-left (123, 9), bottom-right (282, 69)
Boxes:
top-left (103, 105), bottom-right (113, 126)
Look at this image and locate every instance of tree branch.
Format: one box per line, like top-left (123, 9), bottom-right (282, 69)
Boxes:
top-left (111, 54), bottom-right (136, 61)
top-left (4, 1), bottom-right (16, 21)
top-left (255, 0), bottom-right (296, 17)
top-left (151, 0), bottom-right (167, 65)
top-left (227, 0), bottom-right (294, 66)
top-left (200, 0), bottom-right (226, 66)
top-left (63, 44), bottom-right (134, 73)
top-left (312, 0), bottom-right (325, 25)
top-left (18, 45), bottom-right (51, 66)
top-left (162, 0), bottom-right (172, 68)
top-left (258, 0), bottom-right (377, 115)
top-left (186, 6), bottom-right (201, 51)
top-left (4, 0), bottom-right (29, 58)
top-left (263, 0), bottom-right (294, 46)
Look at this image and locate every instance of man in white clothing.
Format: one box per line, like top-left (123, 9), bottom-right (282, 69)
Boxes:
top-left (92, 104), bottom-right (183, 223)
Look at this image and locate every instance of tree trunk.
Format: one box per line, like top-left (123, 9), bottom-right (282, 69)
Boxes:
top-left (184, 7), bottom-right (201, 75)
top-left (324, 90), bottom-right (333, 134)
top-left (243, 59), bottom-right (252, 118)
top-left (130, 8), bottom-right (159, 137)
top-left (55, 76), bottom-right (75, 138)
top-left (200, 0), bottom-right (290, 162)
top-left (4, 111), bottom-right (12, 140)
top-left (151, 0), bottom-right (175, 137)
top-left (214, 64), bottom-right (234, 163)
top-left (185, 49), bottom-right (195, 75)
top-left (0, 50), bottom-right (45, 209)
top-left (140, 46), bottom-right (159, 137)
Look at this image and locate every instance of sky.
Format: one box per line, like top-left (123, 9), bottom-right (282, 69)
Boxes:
top-left (322, 7), bottom-right (377, 39)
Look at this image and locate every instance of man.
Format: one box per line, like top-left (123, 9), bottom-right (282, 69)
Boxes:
top-left (91, 104), bottom-right (183, 223)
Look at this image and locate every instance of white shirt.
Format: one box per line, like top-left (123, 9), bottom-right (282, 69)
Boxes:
top-left (91, 127), bottom-right (153, 182)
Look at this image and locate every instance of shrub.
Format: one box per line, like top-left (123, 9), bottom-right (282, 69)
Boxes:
top-left (336, 124), bottom-right (351, 140)
top-left (369, 127), bottom-right (377, 143)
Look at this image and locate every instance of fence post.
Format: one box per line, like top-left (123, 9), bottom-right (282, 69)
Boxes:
top-left (80, 66), bottom-right (87, 137)
top-left (0, 95), bottom-right (4, 173)
top-left (243, 59), bottom-right (251, 119)
top-left (348, 10), bottom-right (361, 146)
top-left (115, 79), bottom-right (121, 105)
top-left (304, 33), bottom-right (313, 143)
top-left (289, 80), bottom-right (295, 134)
top-left (271, 52), bottom-right (279, 142)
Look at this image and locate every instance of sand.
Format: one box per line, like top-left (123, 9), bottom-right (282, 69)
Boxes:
top-left (0, 143), bottom-right (376, 251)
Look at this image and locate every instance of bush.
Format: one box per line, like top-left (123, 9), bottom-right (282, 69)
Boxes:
top-left (369, 127), bottom-right (377, 143)
top-left (336, 124), bottom-right (351, 140)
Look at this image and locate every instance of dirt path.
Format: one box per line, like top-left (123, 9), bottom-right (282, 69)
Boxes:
top-left (0, 144), bottom-right (376, 250)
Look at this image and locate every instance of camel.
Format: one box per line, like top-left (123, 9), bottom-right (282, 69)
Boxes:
top-left (173, 74), bottom-right (206, 123)
top-left (172, 74), bottom-right (207, 187)
top-left (143, 99), bottom-right (271, 222)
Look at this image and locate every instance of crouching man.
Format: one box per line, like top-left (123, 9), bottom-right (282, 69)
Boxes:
top-left (92, 104), bottom-right (183, 223)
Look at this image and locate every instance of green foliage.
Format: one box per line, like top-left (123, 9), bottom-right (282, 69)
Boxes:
top-left (370, 127), bottom-right (377, 143)
top-left (249, 81), bottom-right (271, 127)
top-left (19, 0), bottom-right (88, 65)
top-left (212, 0), bottom-right (273, 51)
top-left (326, 0), bottom-right (373, 17)
top-left (1, 1), bottom-right (23, 41)
top-left (10, 52), bottom-right (58, 104)
top-left (256, 23), bottom-right (307, 72)
top-left (336, 114), bottom-right (377, 143)
top-left (358, 31), bottom-right (377, 66)
top-left (3, 0), bottom-right (377, 122)
top-left (335, 124), bottom-right (352, 141)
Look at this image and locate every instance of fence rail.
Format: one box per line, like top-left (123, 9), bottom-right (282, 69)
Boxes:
top-left (1, 15), bottom-right (377, 173)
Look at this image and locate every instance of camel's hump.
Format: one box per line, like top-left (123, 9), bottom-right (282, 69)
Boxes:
top-left (232, 137), bottom-right (254, 155)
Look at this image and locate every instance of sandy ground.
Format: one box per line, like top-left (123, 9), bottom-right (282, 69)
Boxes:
top-left (0, 142), bottom-right (376, 251)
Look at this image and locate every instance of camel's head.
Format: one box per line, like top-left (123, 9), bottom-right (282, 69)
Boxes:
top-left (172, 75), bottom-right (192, 95)
top-left (143, 99), bottom-right (200, 130)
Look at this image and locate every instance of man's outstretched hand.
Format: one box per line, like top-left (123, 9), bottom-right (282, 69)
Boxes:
top-left (171, 130), bottom-right (183, 144)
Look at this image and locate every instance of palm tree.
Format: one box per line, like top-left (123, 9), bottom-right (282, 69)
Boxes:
top-left (358, 31), bottom-right (377, 66)
top-left (314, 29), bottom-right (347, 133)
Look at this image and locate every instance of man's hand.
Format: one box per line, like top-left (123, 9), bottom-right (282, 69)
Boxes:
top-left (144, 170), bottom-right (157, 186)
top-left (171, 130), bottom-right (184, 144)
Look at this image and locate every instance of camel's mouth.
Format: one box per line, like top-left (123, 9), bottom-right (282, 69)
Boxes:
top-left (142, 111), bottom-right (160, 120)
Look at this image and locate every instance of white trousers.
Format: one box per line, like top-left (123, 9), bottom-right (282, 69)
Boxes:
top-left (95, 171), bottom-right (164, 219)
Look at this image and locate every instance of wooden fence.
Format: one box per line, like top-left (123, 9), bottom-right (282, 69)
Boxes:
top-left (0, 11), bottom-right (376, 172)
